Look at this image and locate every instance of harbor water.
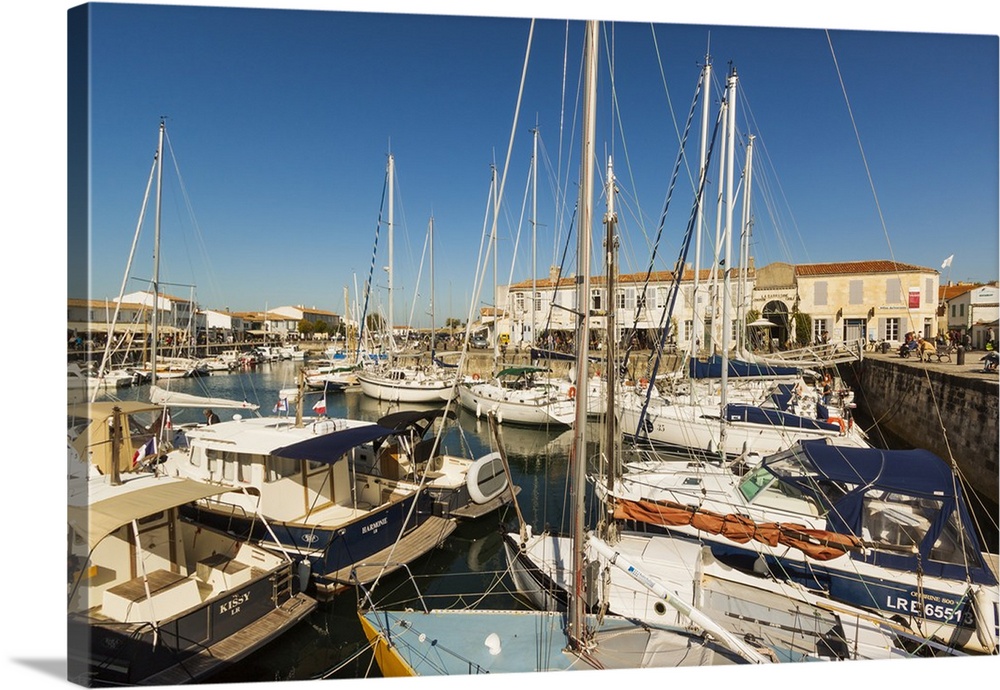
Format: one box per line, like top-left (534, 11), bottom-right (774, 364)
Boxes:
top-left (92, 359), bottom-right (998, 683)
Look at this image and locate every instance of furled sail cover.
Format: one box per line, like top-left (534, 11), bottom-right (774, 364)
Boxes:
top-left (149, 385), bottom-right (260, 410)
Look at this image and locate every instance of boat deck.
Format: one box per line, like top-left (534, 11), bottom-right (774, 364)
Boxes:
top-left (318, 515), bottom-right (457, 597)
top-left (138, 592), bottom-right (317, 686)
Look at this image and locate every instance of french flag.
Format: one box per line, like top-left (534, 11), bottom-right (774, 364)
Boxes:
top-left (132, 436), bottom-right (158, 466)
top-left (312, 398), bottom-right (327, 415)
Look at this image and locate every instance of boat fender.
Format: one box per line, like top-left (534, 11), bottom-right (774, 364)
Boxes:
top-left (568, 385), bottom-right (576, 400)
top-left (484, 632), bottom-right (502, 656)
top-left (971, 586), bottom-right (998, 654)
top-left (475, 402), bottom-right (482, 418)
top-left (297, 558), bottom-right (312, 591)
top-left (466, 453), bottom-right (508, 504)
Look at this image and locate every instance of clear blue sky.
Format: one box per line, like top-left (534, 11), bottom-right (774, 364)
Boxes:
top-left (3, 5), bottom-right (998, 687)
top-left (69, 2), bottom-right (998, 330)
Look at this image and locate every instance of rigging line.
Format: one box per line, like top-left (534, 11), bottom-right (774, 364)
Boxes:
top-left (357, 167), bottom-right (389, 352)
top-left (634, 105), bottom-right (723, 435)
top-left (618, 68), bottom-right (706, 372)
top-left (826, 31), bottom-right (958, 480)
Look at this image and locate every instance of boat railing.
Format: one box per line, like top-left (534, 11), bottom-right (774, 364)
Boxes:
top-left (356, 562), bottom-right (429, 613)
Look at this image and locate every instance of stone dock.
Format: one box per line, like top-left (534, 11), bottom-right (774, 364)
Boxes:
top-left (840, 350), bottom-right (999, 507)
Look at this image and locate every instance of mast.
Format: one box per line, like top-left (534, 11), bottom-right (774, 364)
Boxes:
top-left (569, 18), bottom-right (598, 651)
top-left (738, 135), bottom-right (755, 355)
top-left (429, 216), bottom-right (436, 358)
top-left (387, 153), bottom-right (395, 361)
top-left (531, 124), bottom-right (538, 350)
top-left (602, 154), bottom-right (619, 534)
top-left (690, 58), bottom-right (712, 404)
top-left (150, 119), bottom-right (165, 389)
top-left (719, 68), bottom-right (738, 458)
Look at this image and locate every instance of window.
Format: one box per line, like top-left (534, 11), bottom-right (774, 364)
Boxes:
top-left (960, 304), bottom-right (965, 317)
top-left (885, 317), bottom-right (900, 342)
top-left (814, 281), bottom-right (828, 306)
top-left (849, 280), bottom-right (864, 305)
top-left (590, 288), bottom-right (603, 312)
top-left (684, 319), bottom-right (693, 342)
top-left (514, 292), bottom-right (524, 312)
top-left (813, 318), bottom-right (828, 343)
top-left (657, 287), bottom-right (669, 309)
top-left (951, 304), bottom-right (956, 318)
top-left (625, 287), bottom-right (636, 311)
top-left (534, 291), bottom-right (542, 312)
top-left (615, 289), bottom-right (626, 310)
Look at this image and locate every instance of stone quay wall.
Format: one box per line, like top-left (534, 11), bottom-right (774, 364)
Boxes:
top-left (841, 355), bottom-right (999, 506)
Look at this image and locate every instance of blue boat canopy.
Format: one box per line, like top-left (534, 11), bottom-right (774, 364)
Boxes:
top-left (272, 424), bottom-right (399, 462)
top-left (377, 409), bottom-right (457, 435)
top-left (690, 355), bottom-right (800, 379)
top-left (764, 440), bottom-right (996, 586)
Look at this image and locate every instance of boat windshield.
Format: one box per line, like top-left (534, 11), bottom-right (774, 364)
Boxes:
top-left (739, 454), bottom-right (844, 517)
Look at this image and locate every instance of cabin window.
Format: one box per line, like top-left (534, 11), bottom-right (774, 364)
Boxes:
top-left (861, 492), bottom-right (936, 552)
top-left (268, 456), bottom-right (300, 481)
top-left (925, 502), bottom-right (982, 567)
top-left (222, 451), bottom-right (237, 481)
top-left (738, 465), bottom-right (777, 502)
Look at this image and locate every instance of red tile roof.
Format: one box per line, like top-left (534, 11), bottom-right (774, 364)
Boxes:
top-left (794, 260), bottom-right (931, 276)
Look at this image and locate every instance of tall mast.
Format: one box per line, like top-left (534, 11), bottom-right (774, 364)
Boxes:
top-left (387, 153), bottom-right (395, 359)
top-left (691, 59), bottom-right (711, 404)
top-left (429, 216), bottom-right (436, 357)
top-left (531, 124), bottom-right (538, 349)
top-left (737, 134), bottom-right (755, 355)
top-left (719, 68), bottom-right (738, 458)
top-left (569, 18), bottom-right (598, 651)
top-left (150, 119), bottom-right (165, 389)
top-left (602, 154), bottom-right (619, 532)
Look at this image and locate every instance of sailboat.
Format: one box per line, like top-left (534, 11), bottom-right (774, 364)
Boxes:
top-left (617, 67), bottom-right (869, 464)
top-left (357, 158), bottom-right (458, 403)
top-left (357, 21), bottom-right (765, 673)
top-left (456, 127), bottom-right (580, 428)
top-left (502, 92), bottom-right (919, 661)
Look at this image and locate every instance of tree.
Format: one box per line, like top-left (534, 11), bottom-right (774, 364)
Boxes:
top-left (298, 319), bottom-right (315, 337)
top-left (313, 320), bottom-right (329, 336)
top-left (793, 312), bottom-right (812, 346)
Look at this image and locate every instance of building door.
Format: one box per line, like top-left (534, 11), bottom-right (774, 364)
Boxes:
top-left (843, 318), bottom-right (865, 343)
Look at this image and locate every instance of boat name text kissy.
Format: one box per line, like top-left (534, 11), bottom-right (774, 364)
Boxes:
top-left (219, 591), bottom-right (251, 616)
top-left (362, 517), bottom-right (389, 534)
